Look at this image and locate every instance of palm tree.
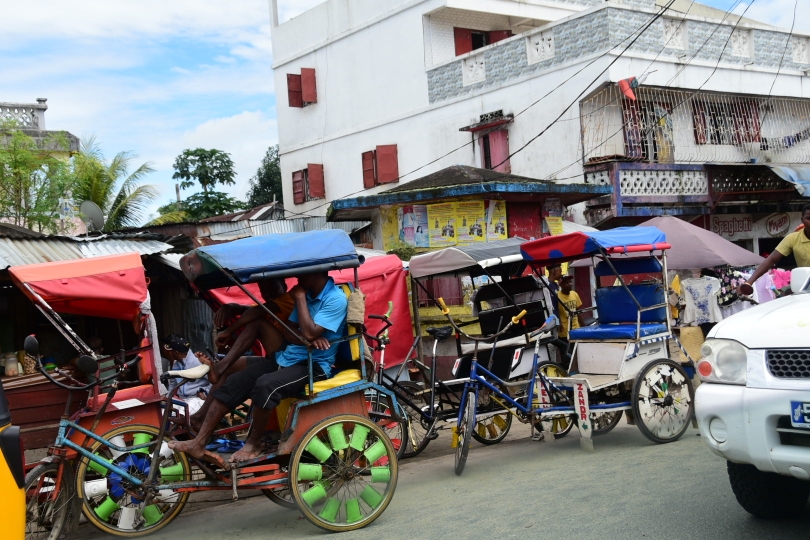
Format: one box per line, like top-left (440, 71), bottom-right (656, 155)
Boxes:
top-left (72, 137), bottom-right (159, 231)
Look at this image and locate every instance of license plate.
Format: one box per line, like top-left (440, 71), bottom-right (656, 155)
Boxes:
top-left (790, 401), bottom-right (810, 429)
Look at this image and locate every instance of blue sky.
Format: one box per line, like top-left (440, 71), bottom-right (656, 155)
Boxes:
top-left (2, 0), bottom-right (805, 224)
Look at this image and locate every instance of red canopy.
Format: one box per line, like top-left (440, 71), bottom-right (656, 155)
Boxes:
top-left (207, 254), bottom-right (413, 366)
top-left (9, 253), bottom-right (148, 320)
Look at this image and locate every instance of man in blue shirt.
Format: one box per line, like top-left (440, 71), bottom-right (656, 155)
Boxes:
top-left (169, 271), bottom-right (348, 463)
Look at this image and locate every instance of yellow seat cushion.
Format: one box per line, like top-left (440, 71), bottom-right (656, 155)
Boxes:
top-left (306, 369), bottom-right (362, 395)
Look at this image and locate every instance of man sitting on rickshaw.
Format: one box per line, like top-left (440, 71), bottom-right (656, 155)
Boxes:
top-left (169, 271), bottom-right (348, 463)
top-left (187, 278), bottom-right (293, 431)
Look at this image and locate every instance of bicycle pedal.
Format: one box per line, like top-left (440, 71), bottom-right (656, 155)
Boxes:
top-left (427, 431), bottom-right (439, 441)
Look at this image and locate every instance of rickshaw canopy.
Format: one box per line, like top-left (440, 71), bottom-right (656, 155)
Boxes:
top-left (180, 229), bottom-right (362, 290)
top-left (408, 237), bottom-right (526, 279)
top-left (8, 252), bottom-right (148, 320)
top-left (520, 226), bottom-right (669, 266)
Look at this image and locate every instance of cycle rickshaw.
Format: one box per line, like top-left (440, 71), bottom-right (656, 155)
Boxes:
top-left (377, 237), bottom-right (562, 457)
top-left (19, 230), bottom-right (400, 537)
top-left (434, 226), bottom-right (695, 474)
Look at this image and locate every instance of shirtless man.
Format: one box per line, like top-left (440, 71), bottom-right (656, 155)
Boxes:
top-left (188, 278), bottom-right (293, 431)
top-left (169, 271), bottom-right (347, 463)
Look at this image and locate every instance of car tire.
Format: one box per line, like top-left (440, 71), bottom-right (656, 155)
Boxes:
top-left (727, 461), bottom-right (810, 518)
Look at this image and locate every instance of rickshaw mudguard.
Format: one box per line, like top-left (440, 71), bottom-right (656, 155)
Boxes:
top-left (276, 381), bottom-right (399, 455)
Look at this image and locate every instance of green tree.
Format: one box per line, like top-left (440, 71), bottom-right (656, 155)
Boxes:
top-left (172, 148), bottom-right (235, 193)
top-left (152, 192), bottom-right (244, 223)
top-left (246, 144), bottom-right (283, 206)
top-left (0, 121), bottom-right (75, 233)
top-left (72, 137), bottom-right (158, 231)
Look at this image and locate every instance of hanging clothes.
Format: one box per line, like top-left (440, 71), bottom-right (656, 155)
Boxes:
top-left (669, 274), bottom-right (682, 320)
top-left (772, 268), bottom-right (792, 291)
top-left (682, 277), bottom-right (723, 326)
top-left (753, 272), bottom-right (776, 304)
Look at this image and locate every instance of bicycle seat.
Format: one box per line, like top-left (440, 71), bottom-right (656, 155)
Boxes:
top-left (426, 326), bottom-right (453, 342)
top-left (166, 364), bottom-right (210, 380)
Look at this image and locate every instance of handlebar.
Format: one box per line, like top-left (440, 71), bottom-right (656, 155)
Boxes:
top-left (37, 347), bottom-right (146, 392)
top-left (437, 297), bottom-right (450, 315)
top-left (436, 299), bottom-right (526, 343)
top-left (530, 316), bottom-right (559, 338)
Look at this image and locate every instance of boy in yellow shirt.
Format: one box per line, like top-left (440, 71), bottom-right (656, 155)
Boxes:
top-left (557, 275), bottom-right (584, 339)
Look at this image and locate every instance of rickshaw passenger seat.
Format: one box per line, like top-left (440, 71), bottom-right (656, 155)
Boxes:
top-left (568, 284), bottom-right (667, 341)
top-left (427, 326), bottom-right (453, 342)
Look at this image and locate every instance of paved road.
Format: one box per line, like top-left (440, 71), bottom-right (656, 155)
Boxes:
top-left (78, 423), bottom-right (810, 540)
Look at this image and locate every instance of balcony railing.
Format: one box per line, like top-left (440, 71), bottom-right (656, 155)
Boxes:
top-left (581, 85), bottom-right (810, 165)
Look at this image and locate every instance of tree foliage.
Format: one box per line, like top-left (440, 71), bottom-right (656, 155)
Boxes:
top-left (172, 148), bottom-right (235, 193)
top-left (0, 121), bottom-right (75, 233)
top-left (72, 137), bottom-right (158, 231)
top-left (153, 191), bottom-right (244, 222)
top-left (246, 144), bottom-right (283, 207)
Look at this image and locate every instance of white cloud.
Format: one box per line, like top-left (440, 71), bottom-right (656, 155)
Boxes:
top-left (738, 0), bottom-right (810, 33)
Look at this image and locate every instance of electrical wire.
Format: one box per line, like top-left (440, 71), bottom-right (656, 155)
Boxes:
top-left (284, 0), bottom-right (680, 217)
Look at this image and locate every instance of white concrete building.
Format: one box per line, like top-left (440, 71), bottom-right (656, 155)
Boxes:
top-left (269, 0), bottom-right (810, 251)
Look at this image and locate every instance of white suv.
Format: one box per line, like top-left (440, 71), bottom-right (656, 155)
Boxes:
top-left (696, 267), bottom-right (810, 518)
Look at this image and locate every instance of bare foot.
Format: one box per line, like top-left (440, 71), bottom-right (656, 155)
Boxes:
top-left (229, 440), bottom-right (262, 463)
top-left (168, 439), bottom-right (206, 460)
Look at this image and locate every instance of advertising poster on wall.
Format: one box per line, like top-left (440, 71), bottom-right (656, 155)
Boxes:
top-left (456, 200), bottom-right (485, 244)
top-left (397, 206), bottom-right (416, 245)
top-left (544, 216), bottom-right (564, 236)
top-left (413, 205), bottom-right (429, 247)
top-left (427, 202), bottom-right (457, 248)
top-left (486, 200), bottom-right (507, 241)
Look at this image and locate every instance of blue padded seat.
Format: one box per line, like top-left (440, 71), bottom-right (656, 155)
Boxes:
top-left (569, 283), bottom-right (667, 341)
top-left (568, 323), bottom-right (667, 340)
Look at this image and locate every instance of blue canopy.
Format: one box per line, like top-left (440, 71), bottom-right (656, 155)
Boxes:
top-left (521, 226), bottom-right (668, 265)
top-left (180, 229), bottom-right (361, 289)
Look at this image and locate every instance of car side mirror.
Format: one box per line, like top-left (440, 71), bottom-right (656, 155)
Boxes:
top-left (77, 355), bottom-right (99, 374)
top-left (24, 335), bottom-right (39, 358)
top-left (791, 267), bottom-right (810, 294)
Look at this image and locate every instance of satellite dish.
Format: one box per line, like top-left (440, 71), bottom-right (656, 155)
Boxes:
top-left (79, 201), bottom-right (105, 232)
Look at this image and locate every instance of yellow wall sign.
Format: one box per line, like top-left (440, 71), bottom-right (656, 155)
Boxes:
top-left (427, 203), bottom-right (457, 248)
top-left (456, 201), bottom-right (485, 244)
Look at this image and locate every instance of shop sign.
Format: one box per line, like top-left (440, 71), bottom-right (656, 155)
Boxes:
top-left (765, 213), bottom-right (791, 237)
top-left (711, 214), bottom-right (752, 238)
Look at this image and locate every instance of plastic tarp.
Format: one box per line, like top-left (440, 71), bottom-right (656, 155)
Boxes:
top-left (9, 252), bottom-right (148, 320)
top-left (520, 227), bottom-right (667, 265)
top-left (408, 237), bottom-right (526, 278)
top-left (181, 229), bottom-right (361, 290)
top-left (768, 165), bottom-right (810, 197)
top-left (207, 254), bottom-right (413, 366)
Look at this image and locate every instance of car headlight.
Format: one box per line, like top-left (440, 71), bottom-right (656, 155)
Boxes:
top-left (697, 338), bottom-right (748, 385)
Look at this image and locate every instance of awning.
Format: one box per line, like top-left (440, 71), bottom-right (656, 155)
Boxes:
top-left (767, 165), bottom-right (810, 197)
top-left (408, 237), bottom-right (526, 278)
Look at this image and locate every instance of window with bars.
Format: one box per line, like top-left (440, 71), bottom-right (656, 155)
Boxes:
top-left (361, 145), bottom-right (399, 188)
top-left (622, 100), bottom-right (675, 162)
top-left (692, 100), bottom-right (760, 145)
top-left (292, 164), bottom-right (324, 204)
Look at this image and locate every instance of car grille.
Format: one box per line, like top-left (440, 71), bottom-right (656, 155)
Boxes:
top-left (766, 349), bottom-right (810, 379)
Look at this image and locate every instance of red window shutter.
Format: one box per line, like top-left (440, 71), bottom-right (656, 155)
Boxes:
top-left (488, 131), bottom-right (511, 174)
top-left (361, 150), bottom-right (377, 188)
top-left (287, 74), bottom-right (303, 108)
top-left (375, 145), bottom-right (399, 184)
top-left (307, 164), bottom-right (325, 199)
top-left (488, 30), bottom-right (513, 44)
top-left (292, 170), bottom-right (305, 204)
top-left (454, 28), bottom-right (473, 56)
top-left (301, 68), bottom-right (317, 104)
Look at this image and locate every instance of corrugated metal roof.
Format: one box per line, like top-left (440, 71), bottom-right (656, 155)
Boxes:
top-left (0, 235), bottom-right (174, 268)
top-left (201, 218), bottom-right (371, 242)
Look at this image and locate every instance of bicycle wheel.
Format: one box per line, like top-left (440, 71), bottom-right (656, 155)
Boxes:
top-left (535, 362), bottom-right (575, 439)
top-left (471, 391), bottom-right (512, 446)
top-left (260, 456), bottom-right (296, 509)
top-left (396, 381), bottom-right (434, 458)
top-left (591, 410), bottom-right (623, 436)
top-left (633, 359), bottom-right (694, 444)
top-left (290, 414), bottom-right (398, 532)
top-left (454, 391), bottom-right (475, 476)
top-left (25, 462), bottom-right (70, 540)
top-left (75, 424), bottom-right (191, 537)
top-left (366, 395), bottom-right (407, 461)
